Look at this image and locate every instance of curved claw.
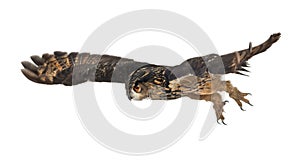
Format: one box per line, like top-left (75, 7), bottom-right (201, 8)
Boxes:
top-left (223, 100), bottom-right (229, 105)
top-left (240, 107), bottom-right (246, 111)
top-left (222, 120), bottom-right (227, 125)
top-left (217, 120), bottom-right (221, 125)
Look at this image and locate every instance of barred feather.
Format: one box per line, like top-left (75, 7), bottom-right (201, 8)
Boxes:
top-left (21, 33), bottom-right (281, 85)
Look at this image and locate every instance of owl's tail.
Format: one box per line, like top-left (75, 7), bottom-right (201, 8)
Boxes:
top-left (221, 33), bottom-right (281, 75)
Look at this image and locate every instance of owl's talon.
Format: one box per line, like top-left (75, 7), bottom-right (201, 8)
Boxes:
top-left (198, 93), bottom-right (226, 125)
top-left (225, 81), bottom-right (252, 111)
top-left (240, 107), bottom-right (246, 111)
top-left (222, 120), bottom-right (227, 125)
top-left (223, 100), bottom-right (229, 105)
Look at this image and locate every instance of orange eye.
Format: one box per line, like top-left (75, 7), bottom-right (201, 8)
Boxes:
top-left (133, 85), bottom-right (142, 93)
top-left (153, 78), bottom-right (163, 85)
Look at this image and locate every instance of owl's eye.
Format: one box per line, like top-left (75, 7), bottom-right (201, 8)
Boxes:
top-left (133, 84), bottom-right (142, 93)
top-left (153, 78), bottom-right (163, 85)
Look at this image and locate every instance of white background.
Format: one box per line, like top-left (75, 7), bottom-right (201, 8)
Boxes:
top-left (1, 0), bottom-right (299, 161)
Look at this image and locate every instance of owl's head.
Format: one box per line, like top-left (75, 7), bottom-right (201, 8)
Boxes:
top-left (125, 66), bottom-right (171, 100)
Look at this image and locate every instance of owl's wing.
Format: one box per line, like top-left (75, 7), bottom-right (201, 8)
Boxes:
top-left (21, 34), bottom-right (281, 85)
top-left (21, 51), bottom-right (149, 86)
top-left (220, 33), bottom-right (281, 75)
top-left (178, 33), bottom-right (281, 76)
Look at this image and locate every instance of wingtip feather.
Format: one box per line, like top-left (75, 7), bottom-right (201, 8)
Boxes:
top-left (21, 69), bottom-right (39, 83)
top-left (30, 55), bottom-right (45, 65)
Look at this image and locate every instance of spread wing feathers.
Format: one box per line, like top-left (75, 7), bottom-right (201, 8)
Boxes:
top-left (21, 33), bottom-right (280, 85)
top-left (180, 33), bottom-right (281, 76)
top-left (21, 51), bottom-right (149, 85)
top-left (221, 33), bottom-right (281, 75)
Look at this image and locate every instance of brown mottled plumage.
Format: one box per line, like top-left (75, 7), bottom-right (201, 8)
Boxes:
top-left (21, 33), bottom-right (281, 124)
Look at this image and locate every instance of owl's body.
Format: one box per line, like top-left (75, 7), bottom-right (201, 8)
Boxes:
top-left (21, 33), bottom-right (281, 124)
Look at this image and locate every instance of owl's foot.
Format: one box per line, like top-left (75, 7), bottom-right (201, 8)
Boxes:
top-left (197, 93), bottom-right (227, 125)
top-left (225, 81), bottom-right (253, 111)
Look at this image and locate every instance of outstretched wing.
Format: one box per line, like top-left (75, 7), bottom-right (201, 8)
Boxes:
top-left (21, 33), bottom-right (281, 85)
top-left (221, 33), bottom-right (281, 75)
top-left (21, 51), bottom-right (149, 85)
top-left (178, 33), bottom-right (281, 76)
top-left (20, 33), bottom-right (281, 125)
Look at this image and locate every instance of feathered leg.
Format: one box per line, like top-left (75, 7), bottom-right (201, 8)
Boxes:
top-left (188, 93), bottom-right (227, 124)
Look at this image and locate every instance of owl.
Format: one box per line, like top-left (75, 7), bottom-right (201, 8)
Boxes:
top-left (21, 33), bottom-right (281, 124)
